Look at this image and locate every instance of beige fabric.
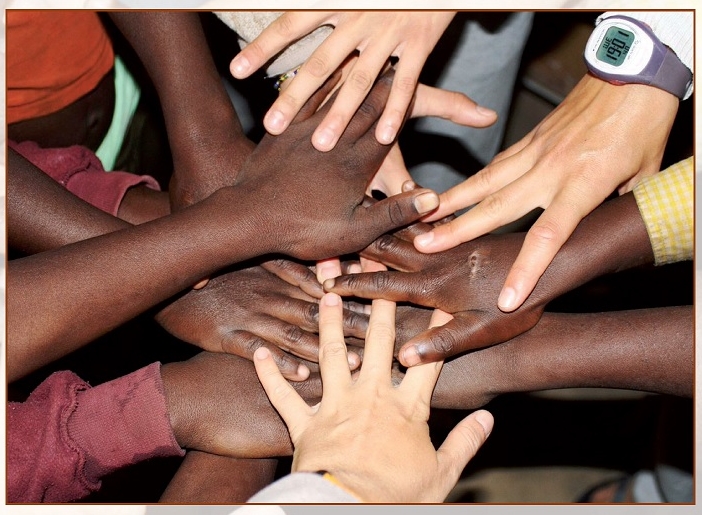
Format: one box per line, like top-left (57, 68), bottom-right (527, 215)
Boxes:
top-left (215, 12), bottom-right (332, 77)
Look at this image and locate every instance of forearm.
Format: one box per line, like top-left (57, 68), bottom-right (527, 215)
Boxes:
top-left (532, 192), bottom-right (654, 304)
top-left (7, 188), bottom-right (263, 381)
top-left (432, 306), bottom-right (693, 408)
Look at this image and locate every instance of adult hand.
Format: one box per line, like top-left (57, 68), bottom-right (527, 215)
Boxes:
top-left (230, 11), bottom-right (456, 150)
top-left (161, 351), bottom-right (322, 459)
top-left (231, 70), bottom-right (440, 261)
top-left (156, 263), bottom-right (368, 381)
top-left (417, 74), bottom-right (678, 312)
top-left (253, 288), bottom-right (492, 502)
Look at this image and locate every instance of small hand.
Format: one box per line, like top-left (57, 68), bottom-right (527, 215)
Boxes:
top-left (417, 75), bottom-right (678, 312)
top-left (325, 226), bottom-right (547, 365)
top-left (231, 11), bottom-right (457, 150)
top-left (253, 286), bottom-right (492, 502)
top-left (156, 263), bottom-right (368, 380)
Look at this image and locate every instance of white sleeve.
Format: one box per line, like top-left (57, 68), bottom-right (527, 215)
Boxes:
top-left (245, 472), bottom-right (360, 503)
top-left (597, 11), bottom-right (693, 99)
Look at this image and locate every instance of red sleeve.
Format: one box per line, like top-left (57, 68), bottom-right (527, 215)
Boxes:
top-left (9, 140), bottom-right (160, 216)
top-left (7, 363), bottom-right (184, 503)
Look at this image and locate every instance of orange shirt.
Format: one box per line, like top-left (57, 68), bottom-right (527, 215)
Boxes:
top-left (7, 11), bottom-right (114, 124)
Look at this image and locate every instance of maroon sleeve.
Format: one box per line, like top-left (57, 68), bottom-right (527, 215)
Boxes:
top-left (7, 363), bottom-right (184, 503)
top-left (8, 140), bottom-right (160, 216)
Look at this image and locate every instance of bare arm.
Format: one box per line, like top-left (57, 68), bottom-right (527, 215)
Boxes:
top-left (432, 306), bottom-right (693, 409)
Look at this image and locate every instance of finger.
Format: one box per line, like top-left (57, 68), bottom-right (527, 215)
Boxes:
top-left (324, 270), bottom-right (436, 308)
top-left (290, 69), bottom-right (343, 125)
top-left (318, 293), bottom-right (352, 393)
top-left (261, 259), bottom-right (324, 299)
top-left (368, 144), bottom-right (412, 196)
top-left (230, 12), bottom-right (332, 78)
top-left (435, 410), bottom-right (493, 497)
top-left (253, 346), bottom-right (312, 427)
top-left (497, 190), bottom-right (597, 312)
top-left (360, 232), bottom-right (427, 272)
top-left (192, 277), bottom-right (210, 290)
top-left (400, 309), bottom-right (452, 396)
top-left (409, 84), bottom-right (497, 127)
top-left (353, 188), bottom-right (440, 243)
top-left (221, 330), bottom-right (310, 381)
top-left (338, 69), bottom-right (395, 146)
top-left (316, 257), bottom-right (343, 284)
top-left (312, 41), bottom-right (397, 151)
top-left (414, 174), bottom-right (545, 253)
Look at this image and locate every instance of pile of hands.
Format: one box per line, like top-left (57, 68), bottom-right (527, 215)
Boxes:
top-left (157, 11), bottom-right (678, 502)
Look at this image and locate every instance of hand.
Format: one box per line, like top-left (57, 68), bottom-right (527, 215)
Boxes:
top-left (253, 289), bottom-right (492, 502)
top-left (325, 225), bottom-right (547, 365)
top-left (230, 70), bottom-right (440, 261)
top-left (156, 263), bottom-right (368, 380)
top-left (230, 11), bottom-right (456, 150)
top-left (161, 351), bottom-right (322, 458)
top-left (417, 74), bottom-right (678, 312)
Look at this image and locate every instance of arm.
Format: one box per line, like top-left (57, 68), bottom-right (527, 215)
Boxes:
top-left (8, 70), bottom-right (437, 381)
top-left (108, 12), bottom-right (254, 208)
top-left (432, 307), bottom-right (693, 409)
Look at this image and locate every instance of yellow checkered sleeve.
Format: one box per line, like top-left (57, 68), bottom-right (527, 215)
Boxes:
top-left (633, 157), bottom-right (693, 265)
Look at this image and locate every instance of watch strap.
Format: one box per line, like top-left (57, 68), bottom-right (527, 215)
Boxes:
top-left (648, 46), bottom-right (693, 99)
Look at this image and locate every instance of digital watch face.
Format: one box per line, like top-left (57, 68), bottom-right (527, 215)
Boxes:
top-left (595, 26), bottom-right (634, 66)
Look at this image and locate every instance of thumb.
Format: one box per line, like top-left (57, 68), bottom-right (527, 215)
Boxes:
top-left (436, 410), bottom-right (493, 493)
top-left (358, 188), bottom-right (439, 238)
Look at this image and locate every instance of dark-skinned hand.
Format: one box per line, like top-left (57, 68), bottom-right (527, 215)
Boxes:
top-left (229, 70), bottom-right (440, 262)
top-left (156, 262), bottom-right (369, 380)
top-left (324, 222), bottom-right (547, 365)
top-left (162, 351), bottom-right (322, 459)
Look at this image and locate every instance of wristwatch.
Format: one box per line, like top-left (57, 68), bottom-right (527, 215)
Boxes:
top-left (584, 15), bottom-right (692, 99)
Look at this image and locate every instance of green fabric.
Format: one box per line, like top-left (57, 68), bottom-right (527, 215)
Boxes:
top-left (96, 56), bottom-right (141, 171)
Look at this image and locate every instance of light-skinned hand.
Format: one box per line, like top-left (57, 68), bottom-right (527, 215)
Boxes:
top-left (253, 260), bottom-right (493, 502)
top-left (416, 74), bottom-right (678, 312)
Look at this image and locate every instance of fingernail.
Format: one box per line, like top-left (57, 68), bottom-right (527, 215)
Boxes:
top-left (297, 363), bottom-right (310, 379)
top-left (323, 292), bottom-right (340, 306)
top-left (498, 286), bottom-right (517, 312)
top-left (476, 105), bottom-right (497, 117)
top-left (349, 263), bottom-right (362, 274)
top-left (414, 192), bottom-right (439, 214)
top-left (414, 231), bottom-right (435, 248)
top-left (401, 346), bottom-right (421, 367)
top-left (348, 352), bottom-right (360, 368)
top-left (265, 110), bottom-right (287, 133)
top-left (378, 124), bottom-right (396, 145)
top-left (402, 180), bottom-right (417, 192)
top-left (254, 347), bottom-right (271, 360)
top-left (474, 410), bottom-right (494, 437)
top-left (231, 55), bottom-right (251, 77)
top-left (313, 128), bottom-right (337, 151)
top-left (323, 278), bottom-right (336, 291)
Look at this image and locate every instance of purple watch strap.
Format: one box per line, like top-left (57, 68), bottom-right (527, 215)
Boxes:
top-left (649, 46), bottom-right (693, 99)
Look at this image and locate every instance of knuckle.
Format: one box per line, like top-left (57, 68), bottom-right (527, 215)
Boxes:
top-left (348, 69), bottom-right (375, 93)
top-left (373, 233), bottom-right (398, 253)
top-left (527, 220), bottom-right (564, 250)
top-left (303, 302), bottom-right (320, 326)
top-left (321, 340), bottom-right (347, 359)
top-left (273, 14), bottom-right (297, 38)
top-left (283, 325), bottom-right (307, 347)
top-left (303, 53), bottom-right (331, 78)
top-left (475, 166), bottom-right (497, 195)
top-left (393, 74), bottom-right (417, 95)
top-left (387, 199), bottom-right (409, 226)
top-left (481, 193), bottom-right (506, 221)
top-left (224, 330), bottom-right (259, 355)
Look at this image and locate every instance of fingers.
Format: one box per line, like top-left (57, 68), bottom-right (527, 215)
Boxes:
top-left (292, 69), bottom-right (343, 124)
top-left (355, 188), bottom-right (439, 244)
top-left (317, 293), bottom-right (352, 394)
top-left (400, 309), bottom-right (452, 398)
top-left (360, 233), bottom-right (427, 272)
top-left (409, 84), bottom-right (497, 128)
top-left (254, 346), bottom-right (312, 427)
top-left (324, 270), bottom-right (430, 307)
top-left (316, 257), bottom-right (342, 284)
top-left (261, 259), bottom-right (324, 299)
top-left (497, 191), bottom-right (597, 312)
top-left (435, 409), bottom-right (493, 495)
top-left (230, 12), bottom-right (332, 79)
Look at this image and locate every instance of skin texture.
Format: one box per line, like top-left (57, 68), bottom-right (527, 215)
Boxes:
top-left (7, 69), bottom-right (437, 381)
top-left (253, 287), bottom-right (493, 503)
top-left (431, 307), bottom-right (693, 409)
top-left (230, 11), bottom-right (466, 151)
top-left (156, 264), bottom-right (368, 380)
top-left (109, 12), bottom-right (254, 209)
top-left (417, 74), bottom-right (679, 312)
top-left (160, 453), bottom-right (278, 503)
top-left (161, 351), bottom-right (321, 459)
top-left (326, 192), bottom-right (654, 365)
